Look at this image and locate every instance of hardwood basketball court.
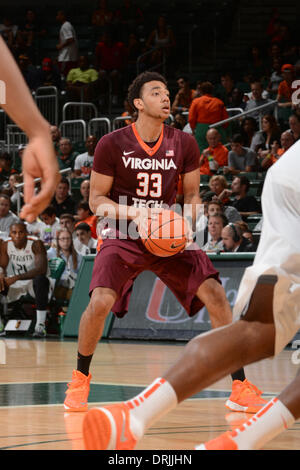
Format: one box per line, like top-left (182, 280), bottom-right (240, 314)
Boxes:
top-left (0, 337), bottom-right (299, 450)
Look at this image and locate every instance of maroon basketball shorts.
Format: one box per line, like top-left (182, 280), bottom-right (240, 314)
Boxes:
top-left (89, 238), bottom-right (220, 318)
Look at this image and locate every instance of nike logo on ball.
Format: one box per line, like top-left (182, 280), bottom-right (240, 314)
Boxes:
top-left (171, 242), bottom-right (184, 249)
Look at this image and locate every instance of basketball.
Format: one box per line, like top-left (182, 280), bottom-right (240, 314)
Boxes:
top-left (139, 209), bottom-right (188, 257)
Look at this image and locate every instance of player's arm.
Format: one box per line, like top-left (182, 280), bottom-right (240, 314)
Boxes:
top-left (5, 240), bottom-right (48, 286)
top-left (181, 168), bottom-right (202, 231)
top-left (89, 170), bottom-right (148, 221)
top-left (0, 37), bottom-right (60, 222)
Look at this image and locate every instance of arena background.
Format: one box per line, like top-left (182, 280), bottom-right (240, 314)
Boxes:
top-left (0, 0), bottom-right (299, 343)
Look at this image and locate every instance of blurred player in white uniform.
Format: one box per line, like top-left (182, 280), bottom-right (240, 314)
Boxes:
top-left (82, 140), bottom-right (300, 451)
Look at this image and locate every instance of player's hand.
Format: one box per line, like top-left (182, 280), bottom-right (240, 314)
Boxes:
top-left (135, 207), bottom-right (161, 239)
top-left (19, 134), bottom-right (61, 223)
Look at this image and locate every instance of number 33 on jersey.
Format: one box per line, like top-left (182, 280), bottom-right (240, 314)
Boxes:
top-left (93, 123), bottom-right (200, 209)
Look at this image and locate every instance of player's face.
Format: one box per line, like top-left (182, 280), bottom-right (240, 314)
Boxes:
top-left (10, 225), bottom-right (27, 248)
top-left (137, 81), bottom-right (170, 120)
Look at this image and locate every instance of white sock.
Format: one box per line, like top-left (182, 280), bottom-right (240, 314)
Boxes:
top-left (125, 378), bottom-right (178, 440)
top-left (228, 397), bottom-right (295, 450)
top-left (36, 310), bottom-right (47, 328)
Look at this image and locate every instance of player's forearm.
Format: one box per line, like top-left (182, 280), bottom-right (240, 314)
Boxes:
top-left (0, 37), bottom-right (50, 138)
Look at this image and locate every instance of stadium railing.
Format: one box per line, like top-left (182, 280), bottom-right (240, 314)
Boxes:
top-left (209, 100), bottom-right (278, 131)
top-left (34, 86), bottom-right (59, 127)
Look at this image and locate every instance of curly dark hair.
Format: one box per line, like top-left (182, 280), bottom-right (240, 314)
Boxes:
top-left (127, 71), bottom-right (168, 111)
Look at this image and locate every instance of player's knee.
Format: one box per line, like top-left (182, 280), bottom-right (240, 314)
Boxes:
top-left (88, 290), bottom-right (115, 320)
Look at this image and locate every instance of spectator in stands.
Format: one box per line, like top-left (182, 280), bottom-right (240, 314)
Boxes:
top-left (73, 135), bottom-right (98, 178)
top-left (226, 133), bottom-right (257, 175)
top-left (171, 76), bottom-right (195, 115)
top-left (16, 9), bottom-right (46, 56)
top-left (50, 125), bottom-right (61, 156)
top-left (126, 32), bottom-right (142, 84)
top-left (221, 175), bottom-right (261, 218)
top-left (289, 112), bottom-right (300, 142)
top-left (0, 16), bottom-right (18, 50)
top-left (202, 214), bottom-right (227, 252)
top-left (39, 57), bottom-right (61, 89)
top-left (260, 130), bottom-right (295, 169)
top-left (12, 144), bottom-right (25, 174)
top-left (59, 213), bottom-right (76, 235)
top-left (244, 81), bottom-right (275, 124)
top-left (0, 194), bottom-right (19, 235)
top-left (145, 15), bottom-right (176, 70)
top-left (78, 179), bottom-right (90, 205)
top-left (217, 72), bottom-right (236, 106)
top-left (230, 87), bottom-right (246, 110)
top-left (9, 173), bottom-right (23, 212)
top-left (266, 58), bottom-right (283, 98)
top-left (74, 222), bottom-right (97, 255)
top-left (0, 153), bottom-right (17, 186)
top-left (40, 205), bottom-right (60, 249)
top-left (188, 81), bottom-right (228, 153)
top-left (51, 177), bottom-right (76, 217)
top-left (246, 45), bottom-right (268, 81)
top-left (170, 113), bottom-right (187, 130)
top-left (95, 28), bottom-right (127, 106)
top-left (114, 0), bottom-right (144, 40)
top-left (91, 0), bottom-right (114, 30)
top-left (251, 114), bottom-right (281, 155)
top-left (0, 221), bottom-right (50, 337)
top-left (57, 137), bottom-right (78, 170)
top-left (240, 116), bottom-right (258, 148)
top-left (277, 64), bottom-right (299, 116)
top-left (17, 53), bottom-right (41, 91)
top-left (56, 10), bottom-right (79, 76)
top-left (207, 199), bottom-right (242, 224)
top-left (208, 175), bottom-right (230, 205)
top-left (75, 202), bottom-right (98, 239)
top-left (199, 128), bottom-right (228, 176)
top-left (47, 228), bottom-right (83, 302)
top-left (221, 223), bottom-right (255, 252)
top-left (121, 99), bottom-right (135, 125)
top-left (66, 55), bottom-right (99, 102)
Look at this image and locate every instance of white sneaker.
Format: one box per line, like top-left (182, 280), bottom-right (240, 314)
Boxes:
top-left (32, 323), bottom-right (46, 338)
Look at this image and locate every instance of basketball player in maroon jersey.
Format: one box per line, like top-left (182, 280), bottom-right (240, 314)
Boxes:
top-left (64, 72), bottom-right (265, 413)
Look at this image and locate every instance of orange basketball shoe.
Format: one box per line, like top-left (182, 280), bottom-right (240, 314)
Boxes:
top-left (83, 403), bottom-right (137, 450)
top-left (64, 370), bottom-right (91, 412)
top-left (226, 379), bottom-right (268, 413)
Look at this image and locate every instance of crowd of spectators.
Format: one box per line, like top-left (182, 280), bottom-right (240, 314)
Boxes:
top-left (0, 3), bottom-right (300, 332)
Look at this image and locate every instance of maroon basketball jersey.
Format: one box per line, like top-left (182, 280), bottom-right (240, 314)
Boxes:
top-left (93, 123), bottom-right (200, 210)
